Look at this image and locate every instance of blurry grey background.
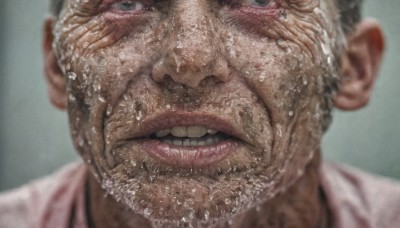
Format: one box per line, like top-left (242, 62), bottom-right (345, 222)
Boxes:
top-left (0, 1), bottom-right (399, 191)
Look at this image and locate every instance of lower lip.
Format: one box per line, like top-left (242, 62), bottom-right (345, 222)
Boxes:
top-left (141, 139), bottom-right (240, 168)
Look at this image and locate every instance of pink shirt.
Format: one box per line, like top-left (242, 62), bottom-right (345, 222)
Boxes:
top-left (0, 163), bottom-right (88, 228)
top-left (1, 162), bottom-right (400, 228)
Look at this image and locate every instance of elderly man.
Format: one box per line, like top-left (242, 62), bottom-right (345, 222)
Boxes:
top-left (1, 0), bottom-right (399, 227)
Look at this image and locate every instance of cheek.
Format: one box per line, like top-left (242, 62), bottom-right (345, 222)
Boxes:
top-left (225, 8), bottom-right (335, 129)
top-left (56, 28), bottom-right (163, 166)
top-left (56, 19), bottom-right (160, 106)
top-left (227, 31), bottom-right (329, 176)
top-left (228, 38), bottom-right (310, 122)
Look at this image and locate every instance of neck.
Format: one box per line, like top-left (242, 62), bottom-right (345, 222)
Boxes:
top-left (87, 153), bottom-right (329, 228)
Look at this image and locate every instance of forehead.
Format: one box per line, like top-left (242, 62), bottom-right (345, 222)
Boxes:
top-left (58, 0), bottom-right (339, 11)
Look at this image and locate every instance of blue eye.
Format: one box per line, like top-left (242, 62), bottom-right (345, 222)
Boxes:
top-left (111, 1), bottom-right (144, 12)
top-left (251, 0), bottom-right (271, 7)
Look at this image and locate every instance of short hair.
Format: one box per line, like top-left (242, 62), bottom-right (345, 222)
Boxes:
top-left (50, 0), bottom-right (63, 17)
top-left (50, 0), bottom-right (363, 33)
top-left (336, 0), bottom-right (363, 33)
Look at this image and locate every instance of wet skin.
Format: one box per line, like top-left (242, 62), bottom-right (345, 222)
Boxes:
top-left (53, 0), bottom-right (343, 226)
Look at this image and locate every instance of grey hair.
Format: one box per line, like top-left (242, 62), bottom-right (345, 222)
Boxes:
top-left (336, 0), bottom-right (363, 33)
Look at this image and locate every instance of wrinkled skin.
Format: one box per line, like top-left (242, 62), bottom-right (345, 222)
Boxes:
top-left (53, 0), bottom-right (343, 227)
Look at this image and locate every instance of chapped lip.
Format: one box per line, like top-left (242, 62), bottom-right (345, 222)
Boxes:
top-left (116, 111), bottom-right (252, 168)
top-left (128, 111), bottom-right (249, 143)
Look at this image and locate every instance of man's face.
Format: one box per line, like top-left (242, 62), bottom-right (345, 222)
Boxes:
top-left (54, 0), bottom-right (342, 225)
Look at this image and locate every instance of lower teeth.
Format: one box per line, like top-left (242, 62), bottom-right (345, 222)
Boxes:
top-left (161, 135), bottom-right (224, 146)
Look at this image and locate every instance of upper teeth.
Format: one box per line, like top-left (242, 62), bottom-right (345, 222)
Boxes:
top-left (155, 126), bottom-right (218, 138)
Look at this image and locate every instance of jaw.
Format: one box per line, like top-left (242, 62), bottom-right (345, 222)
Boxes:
top-left (94, 161), bottom-right (278, 226)
top-left (87, 148), bottom-right (325, 228)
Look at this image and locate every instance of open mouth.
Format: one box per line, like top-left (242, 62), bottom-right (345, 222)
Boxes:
top-left (133, 113), bottom-right (244, 168)
top-left (150, 126), bottom-right (230, 147)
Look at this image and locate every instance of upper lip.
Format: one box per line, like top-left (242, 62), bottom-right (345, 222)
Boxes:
top-left (124, 111), bottom-right (250, 144)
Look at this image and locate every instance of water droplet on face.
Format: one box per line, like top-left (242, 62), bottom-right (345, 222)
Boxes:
top-left (144, 208), bottom-right (153, 217)
top-left (78, 136), bottom-right (84, 147)
top-left (181, 210), bottom-right (194, 224)
top-left (68, 72), bottom-right (77, 80)
top-left (204, 210), bottom-right (210, 220)
top-left (106, 105), bottom-right (113, 116)
top-left (276, 124), bottom-right (282, 137)
top-left (136, 111), bottom-right (143, 121)
top-left (327, 56), bottom-right (332, 65)
top-left (297, 169), bottom-right (304, 177)
top-left (69, 94), bottom-right (76, 101)
top-left (177, 198), bottom-right (183, 205)
top-left (98, 96), bottom-right (106, 103)
top-left (181, 216), bottom-right (189, 223)
top-left (149, 175), bottom-right (155, 182)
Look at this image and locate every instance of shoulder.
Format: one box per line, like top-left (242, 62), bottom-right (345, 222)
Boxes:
top-left (321, 162), bottom-right (400, 228)
top-left (0, 162), bottom-right (86, 228)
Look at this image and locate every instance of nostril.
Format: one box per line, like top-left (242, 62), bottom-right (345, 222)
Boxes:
top-left (151, 53), bottom-right (232, 87)
top-left (198, 76), bottom-right (225, 87)
top-left (155, 75), bottom-right (179, 87)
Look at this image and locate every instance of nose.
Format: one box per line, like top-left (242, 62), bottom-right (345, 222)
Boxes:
top-left (152, 0), bottom-right (231, 88)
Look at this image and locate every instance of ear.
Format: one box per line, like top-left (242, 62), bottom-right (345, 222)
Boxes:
top-left (334, 19), bottom-right (385, 110)
top-left (43, 17), bottom-right (67, 110)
